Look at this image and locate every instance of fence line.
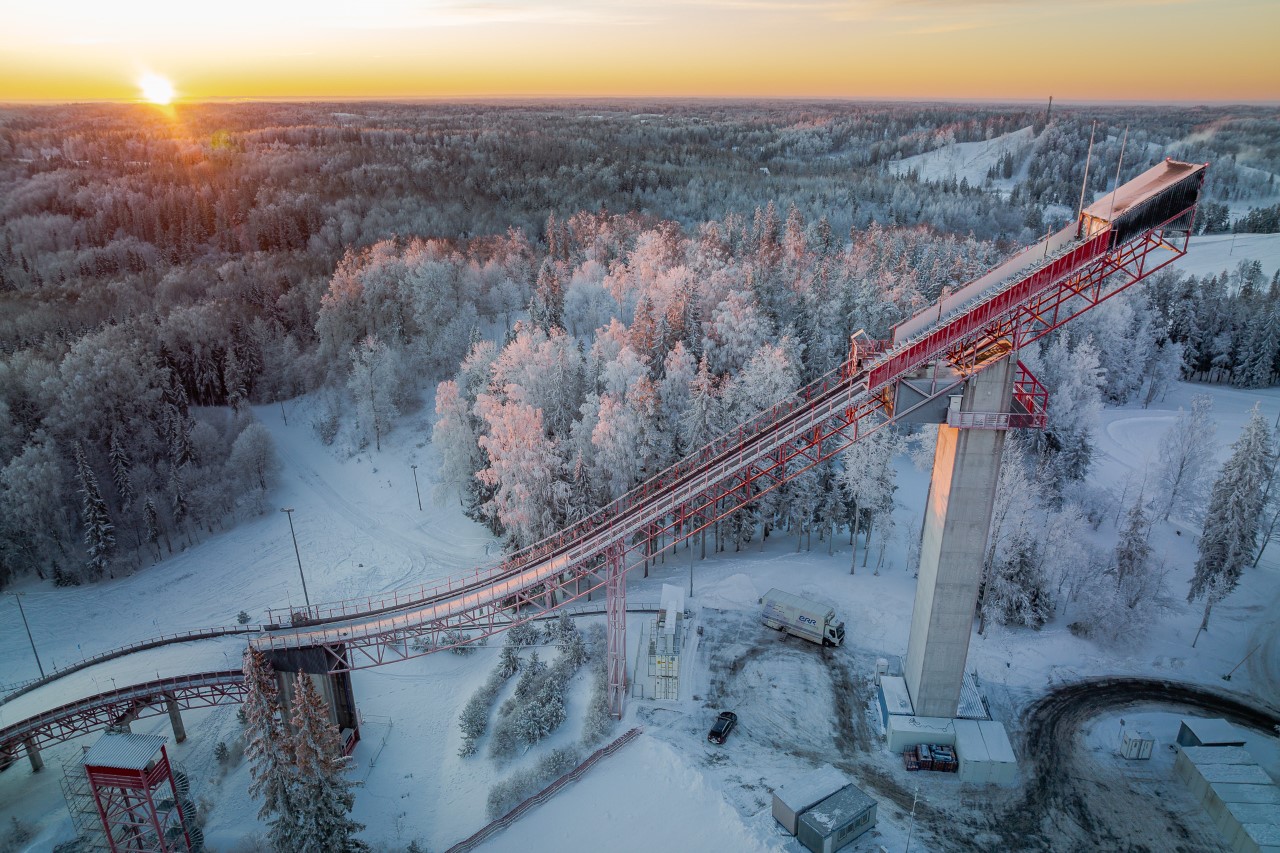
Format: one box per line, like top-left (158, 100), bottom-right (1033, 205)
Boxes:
top-left (445, 726), bottom-right (643, 853)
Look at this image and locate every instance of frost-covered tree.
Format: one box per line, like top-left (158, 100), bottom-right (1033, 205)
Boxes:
top-left (0, 438), bottom-right (75, 582)
top-left (838, 426), bottom-right (898, 572)
top-left (142, 495), bottom-right (162, 560)
top-left (228, 422), bottom-right (279, 508)
top-left (1034, 332), bottom-right (1104, 492)
top-left (74, 442), bottom-right (114, 580)
top-left (108, 429), bottom-right (133, 510)
top-left (1114, 495), bottom-right (1152, 590)
top-left (242, 649), bottom-right (297, 852)
top-left (475, 397), bottom-right (563, 546)
top-left (1155, 394), bottom-right (1216, 522)
top-left (347, 335), bottom-right (401, 452)
top-left (981, 533), bottom-right (1051, 629)
top-left (1189, 405), bottom-right (1274, 603)
top-left (288, 672), bottom-right (368, 853)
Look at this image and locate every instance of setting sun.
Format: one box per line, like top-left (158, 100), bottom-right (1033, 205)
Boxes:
top-left (138, 72), bottom-right (174, 104)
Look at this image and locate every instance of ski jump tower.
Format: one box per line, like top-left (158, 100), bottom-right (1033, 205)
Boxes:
top-left (894, 159), bottom-right (1208, 716)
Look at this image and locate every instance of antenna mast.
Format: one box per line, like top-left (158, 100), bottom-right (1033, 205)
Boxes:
top-left (1076, 120), bottom-right (1096, 237)
top-left (1107, 126), bottom-right (1130, 224)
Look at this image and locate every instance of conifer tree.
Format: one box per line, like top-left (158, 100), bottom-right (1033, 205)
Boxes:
top-left (289, 672), bottom-right (368, 852)
top-left (142, 495), bottom-right (162, 559)
top-left (1189, 406), bottom-right (1274, 605)
top-left (74, 442), bottom-right (114, 580)
top-left (1114, 494), bottom-right (1152, 589)
top-left (108, 429), bottom-right (133, 510)
top-left (242, 649), bottom-right (298, 852)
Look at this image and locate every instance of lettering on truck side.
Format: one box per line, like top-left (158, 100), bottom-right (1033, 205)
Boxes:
top-left (799, 615), bottom-right (817, 626)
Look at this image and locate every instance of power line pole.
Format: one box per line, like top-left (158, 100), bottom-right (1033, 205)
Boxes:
top-left (411, 464), bottom-right (423, 512)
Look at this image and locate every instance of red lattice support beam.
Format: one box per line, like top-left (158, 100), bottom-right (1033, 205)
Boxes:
top-left (1, 671), bottom-right (246, 757)
top-left (606, 543), bottom-right (628, 719)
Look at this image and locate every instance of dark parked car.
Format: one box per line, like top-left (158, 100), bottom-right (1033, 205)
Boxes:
top-left (708, 711), bottom-right (737, 744)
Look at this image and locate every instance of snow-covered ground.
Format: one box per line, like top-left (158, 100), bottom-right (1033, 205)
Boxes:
top-left (1174, 231), bottom-right (1280, 281)
top-left (3, 344), bottom-right (1280, 850)
top-left (887, 126), bottom-right (1035, 189)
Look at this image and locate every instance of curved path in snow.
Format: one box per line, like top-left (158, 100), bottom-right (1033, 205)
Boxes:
top-left (991, 676), bottom-right (1280, 852)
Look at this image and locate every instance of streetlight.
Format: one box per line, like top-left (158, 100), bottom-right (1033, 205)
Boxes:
top-left (410, 464), bottom-right (423, 512)
top-left (905, 784), bottom-right (920, 853)
top-left (9, 593), bottom-right (44, 678)
top-left (280, 507), bottom-right (310, 609)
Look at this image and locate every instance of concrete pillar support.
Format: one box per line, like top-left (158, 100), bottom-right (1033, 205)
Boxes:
top-left (24, 738), bottom-right (43, 773)
top-left (166, 695), bottom-right (187, 743)
top-left (903, 356), bottom-right (1016, 718)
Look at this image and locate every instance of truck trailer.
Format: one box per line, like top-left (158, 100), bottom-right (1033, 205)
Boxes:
top-left (760, 589), bottom-right (845, 646)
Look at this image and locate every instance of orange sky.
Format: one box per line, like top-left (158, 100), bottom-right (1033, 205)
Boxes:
top-left (3, 0), bottom-right (1278, 102)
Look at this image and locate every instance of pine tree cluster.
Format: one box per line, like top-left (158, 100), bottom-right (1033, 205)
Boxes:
top-left (242, 649), bottom-right (368, 853)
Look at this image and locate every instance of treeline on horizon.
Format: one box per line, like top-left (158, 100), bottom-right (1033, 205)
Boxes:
top-left (0, 100), bottom-right (1277, 588)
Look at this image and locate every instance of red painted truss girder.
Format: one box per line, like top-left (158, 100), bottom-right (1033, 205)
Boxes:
top-left (0, 671), bottom-right (245, 755)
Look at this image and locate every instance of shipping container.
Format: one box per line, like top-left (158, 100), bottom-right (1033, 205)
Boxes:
top-left (955, 719), bottom-right (990, 783)
top-left (976, 721), bottom-right (1017, 784)
top-left (1174, 744), bottom-right (1280, 853)
top-left (877, 676), bottom-right (914, 727)
top-left (796, 783), bottom-right (878, 853)
top-left (886, 715), bottom-right (955, 753)
top-left (772, 766), bottom-right (852, 836)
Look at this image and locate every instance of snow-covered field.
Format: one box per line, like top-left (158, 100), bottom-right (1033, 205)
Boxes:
top-left (887, 126), bottom-right (1036, 189)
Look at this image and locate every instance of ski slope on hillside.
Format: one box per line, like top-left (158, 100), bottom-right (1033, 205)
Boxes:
top-left (887, 126), bottom-right (1035, 187)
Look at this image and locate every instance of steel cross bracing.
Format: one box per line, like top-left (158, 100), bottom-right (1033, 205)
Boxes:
top-left (0, 671), bottom-right (245, 756)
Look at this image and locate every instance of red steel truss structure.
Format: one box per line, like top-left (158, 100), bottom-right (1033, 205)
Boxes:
top-left (0, 160), bottom-right (1206, 757)
top-left (2, 672), bottom-right (245, 757)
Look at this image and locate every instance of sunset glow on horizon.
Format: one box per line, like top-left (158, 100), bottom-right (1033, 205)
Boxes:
top-left (3, 0), bottom-right (1278, 103)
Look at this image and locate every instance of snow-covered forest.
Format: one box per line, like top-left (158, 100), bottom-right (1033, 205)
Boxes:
top-left (2, 100), bottom-right (1279, 598)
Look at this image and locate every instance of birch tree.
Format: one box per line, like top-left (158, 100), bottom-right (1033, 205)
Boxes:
top-left (1155, 394), bottom-right (1216, 522)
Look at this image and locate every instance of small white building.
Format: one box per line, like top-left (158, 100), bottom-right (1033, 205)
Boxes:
top-left (1120, 729), bottom-right (1156, 760)
top-left (772, 766), bottom-right (852, 835)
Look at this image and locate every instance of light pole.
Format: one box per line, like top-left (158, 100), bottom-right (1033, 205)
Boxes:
top-left (10, 593), bottom-right (44, 678)
top-left (280, 507), bottom-right (310, 609)
top-left (904, 784), bottom-right (919, 853)
top-left (411, 464), bottom-right (423, 512)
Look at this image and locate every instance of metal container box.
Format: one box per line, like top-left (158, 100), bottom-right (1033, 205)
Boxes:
top-left (772, 766), bottom-right (851, 836)
top-left (796, 784), bottom-right (877, 853)
top-left (1121, 729), bottom-right (1155, 760)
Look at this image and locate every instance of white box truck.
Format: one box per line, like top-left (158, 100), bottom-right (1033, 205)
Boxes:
top-left (761, 589), bottom-right (845, 646)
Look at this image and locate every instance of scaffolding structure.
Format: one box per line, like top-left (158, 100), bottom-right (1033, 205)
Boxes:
top-left (60, 732), bottom-right (200, 853)
top-left (645, 609), bottom-right (685, 701)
